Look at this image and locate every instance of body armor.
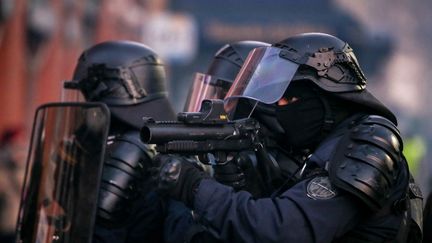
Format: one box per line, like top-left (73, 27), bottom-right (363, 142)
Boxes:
top-left (97, 131), bottom-right (155, 226)
top-left (328, 115), bottom-right (403, 211)
top-left (322, 115), bottom-right (422, 242)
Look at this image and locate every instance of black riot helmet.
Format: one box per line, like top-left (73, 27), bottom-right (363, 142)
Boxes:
top-left (226, 32), bottom-right (397, 125)
top-left (184, 40), bottom-right (270, 112)
top-left (274, 32), bottom-right (367, 93)
top-left (65, 40), bottom-right (175, 129)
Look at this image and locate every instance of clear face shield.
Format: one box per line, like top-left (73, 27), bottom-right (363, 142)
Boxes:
top-left (224, 46), bottom-right (300, 119)
top-left (184, 72), bottom-right (231, 112)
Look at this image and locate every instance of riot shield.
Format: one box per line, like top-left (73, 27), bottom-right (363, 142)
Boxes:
top-left (15, 102), bottom-right (110, 243)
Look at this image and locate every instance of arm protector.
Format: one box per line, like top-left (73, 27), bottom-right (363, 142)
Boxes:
top-left (328, 115), bottom-right (404, 211)
top-left (97, 131), bottom-right (155, 226)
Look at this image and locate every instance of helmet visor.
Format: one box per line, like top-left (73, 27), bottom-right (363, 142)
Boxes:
top-left (224, 46), bottom-right (299, 104)
top-left (184, 72), bottom-right (230, 112)
top-left (129, 64), bottom-right (166, 95)
top-left (224, 46), bottom-right (299, 116)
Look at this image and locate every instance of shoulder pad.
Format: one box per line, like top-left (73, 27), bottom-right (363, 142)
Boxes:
top-left (328, 115), bottom-right (403, 211)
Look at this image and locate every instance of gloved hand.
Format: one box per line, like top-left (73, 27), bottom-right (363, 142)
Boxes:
top-left (213, 152), bottom-right (267, 198)
top-left (152, 155), bottom-right (209, 207)
top-left (213, 158), bottom-right (246, 191)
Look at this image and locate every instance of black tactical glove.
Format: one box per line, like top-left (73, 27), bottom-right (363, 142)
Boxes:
top-left (213, 152), bottom-right (267, 198)
top-left (152, 155), bottom-right (209, 207)
top-left (213, 157), bottom-right (246, 191)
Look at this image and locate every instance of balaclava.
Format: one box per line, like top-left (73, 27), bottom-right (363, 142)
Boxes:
top-left (275, 81), bottom-right (352, 150)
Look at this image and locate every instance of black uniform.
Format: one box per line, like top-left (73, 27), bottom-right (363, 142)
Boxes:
top-left (189, 115), bottom-right (420, 242)
top-left (161, 115), bottom-right (422, 242)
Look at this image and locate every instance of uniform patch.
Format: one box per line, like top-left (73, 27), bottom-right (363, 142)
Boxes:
top-left (307, 176), bottom-right (338, 200)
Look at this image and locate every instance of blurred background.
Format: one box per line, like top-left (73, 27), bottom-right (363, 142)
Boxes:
top-left (0, 0), bottom-right (431, 240)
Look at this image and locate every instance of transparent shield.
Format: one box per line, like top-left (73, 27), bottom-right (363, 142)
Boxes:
top-left (15, 102), bottom-right (110, 243)
top-left (184, 73), bottom-right (228, 112)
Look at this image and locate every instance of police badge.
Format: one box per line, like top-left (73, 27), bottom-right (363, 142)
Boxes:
top-left (307, 176), bottom-right (338, 200)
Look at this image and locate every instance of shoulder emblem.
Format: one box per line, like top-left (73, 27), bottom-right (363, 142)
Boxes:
top-left (307, 176), bottom-right (338, 200)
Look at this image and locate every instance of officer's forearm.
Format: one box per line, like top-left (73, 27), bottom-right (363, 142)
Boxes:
top-left (192, 179), bottom-right (312, 242)
top-left (192, 178), bottom-right (362, 242)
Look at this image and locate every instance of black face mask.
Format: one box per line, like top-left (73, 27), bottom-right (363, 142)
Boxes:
top-left (275, 85), bottom-right (325, 150)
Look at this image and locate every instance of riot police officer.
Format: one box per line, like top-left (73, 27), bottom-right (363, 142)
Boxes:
top-left (153, 33), bottom-right (423, 242)
top-left (64, 40), bottom-right (175, 242)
